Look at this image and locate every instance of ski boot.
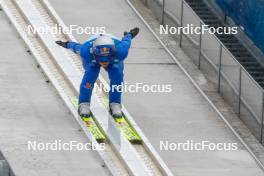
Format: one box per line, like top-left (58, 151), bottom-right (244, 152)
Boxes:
top-left (78, 102), bottom-right (91, 117)
top-left (110, 103), bottom-right (122, 118)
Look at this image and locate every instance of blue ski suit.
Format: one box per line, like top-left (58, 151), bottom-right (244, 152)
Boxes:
top-left (66, 34), bottom-right (132, 104)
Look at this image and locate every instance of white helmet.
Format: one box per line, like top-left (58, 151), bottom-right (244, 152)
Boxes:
top-left (93, 35), bottom-right (114, 48)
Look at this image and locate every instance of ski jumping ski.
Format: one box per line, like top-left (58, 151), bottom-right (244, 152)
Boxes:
top-left (72, 97), bottom-right (106, 143)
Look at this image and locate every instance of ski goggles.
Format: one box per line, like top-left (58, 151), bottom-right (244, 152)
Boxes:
top-left (93, 45), bottom-right (115, 63)
top-left (93, 45), bottom-right (114, 57)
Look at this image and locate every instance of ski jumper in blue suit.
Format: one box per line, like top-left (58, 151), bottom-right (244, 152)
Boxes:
top-left (66, 34), bottom-right (132, 104)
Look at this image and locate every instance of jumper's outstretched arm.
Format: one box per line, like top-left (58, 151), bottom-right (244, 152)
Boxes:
top-left (55, 41), bottom-right (82, 55)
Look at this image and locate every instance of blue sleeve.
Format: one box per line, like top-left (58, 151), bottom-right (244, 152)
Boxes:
top-left (66, 41), bottom-right (83, 55)
top-left (67, 41), bottom-right (93, 63)
top-left (115, 34), bottom-right (132, 61)
top-left (80, 42), bottom-right (93, 63)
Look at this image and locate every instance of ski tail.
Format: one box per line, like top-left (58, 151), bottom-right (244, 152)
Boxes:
top-left (81, 115), bottom-right (106, 143)
top-left (112, 113), bottom-right (142, 144)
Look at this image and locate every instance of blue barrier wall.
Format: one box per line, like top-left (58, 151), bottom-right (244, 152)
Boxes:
top-left (216, 0), bottom-right (264, 52)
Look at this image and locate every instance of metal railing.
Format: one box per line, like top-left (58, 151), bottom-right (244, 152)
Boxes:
top-left (144, 0), bottom-right (264, 143)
